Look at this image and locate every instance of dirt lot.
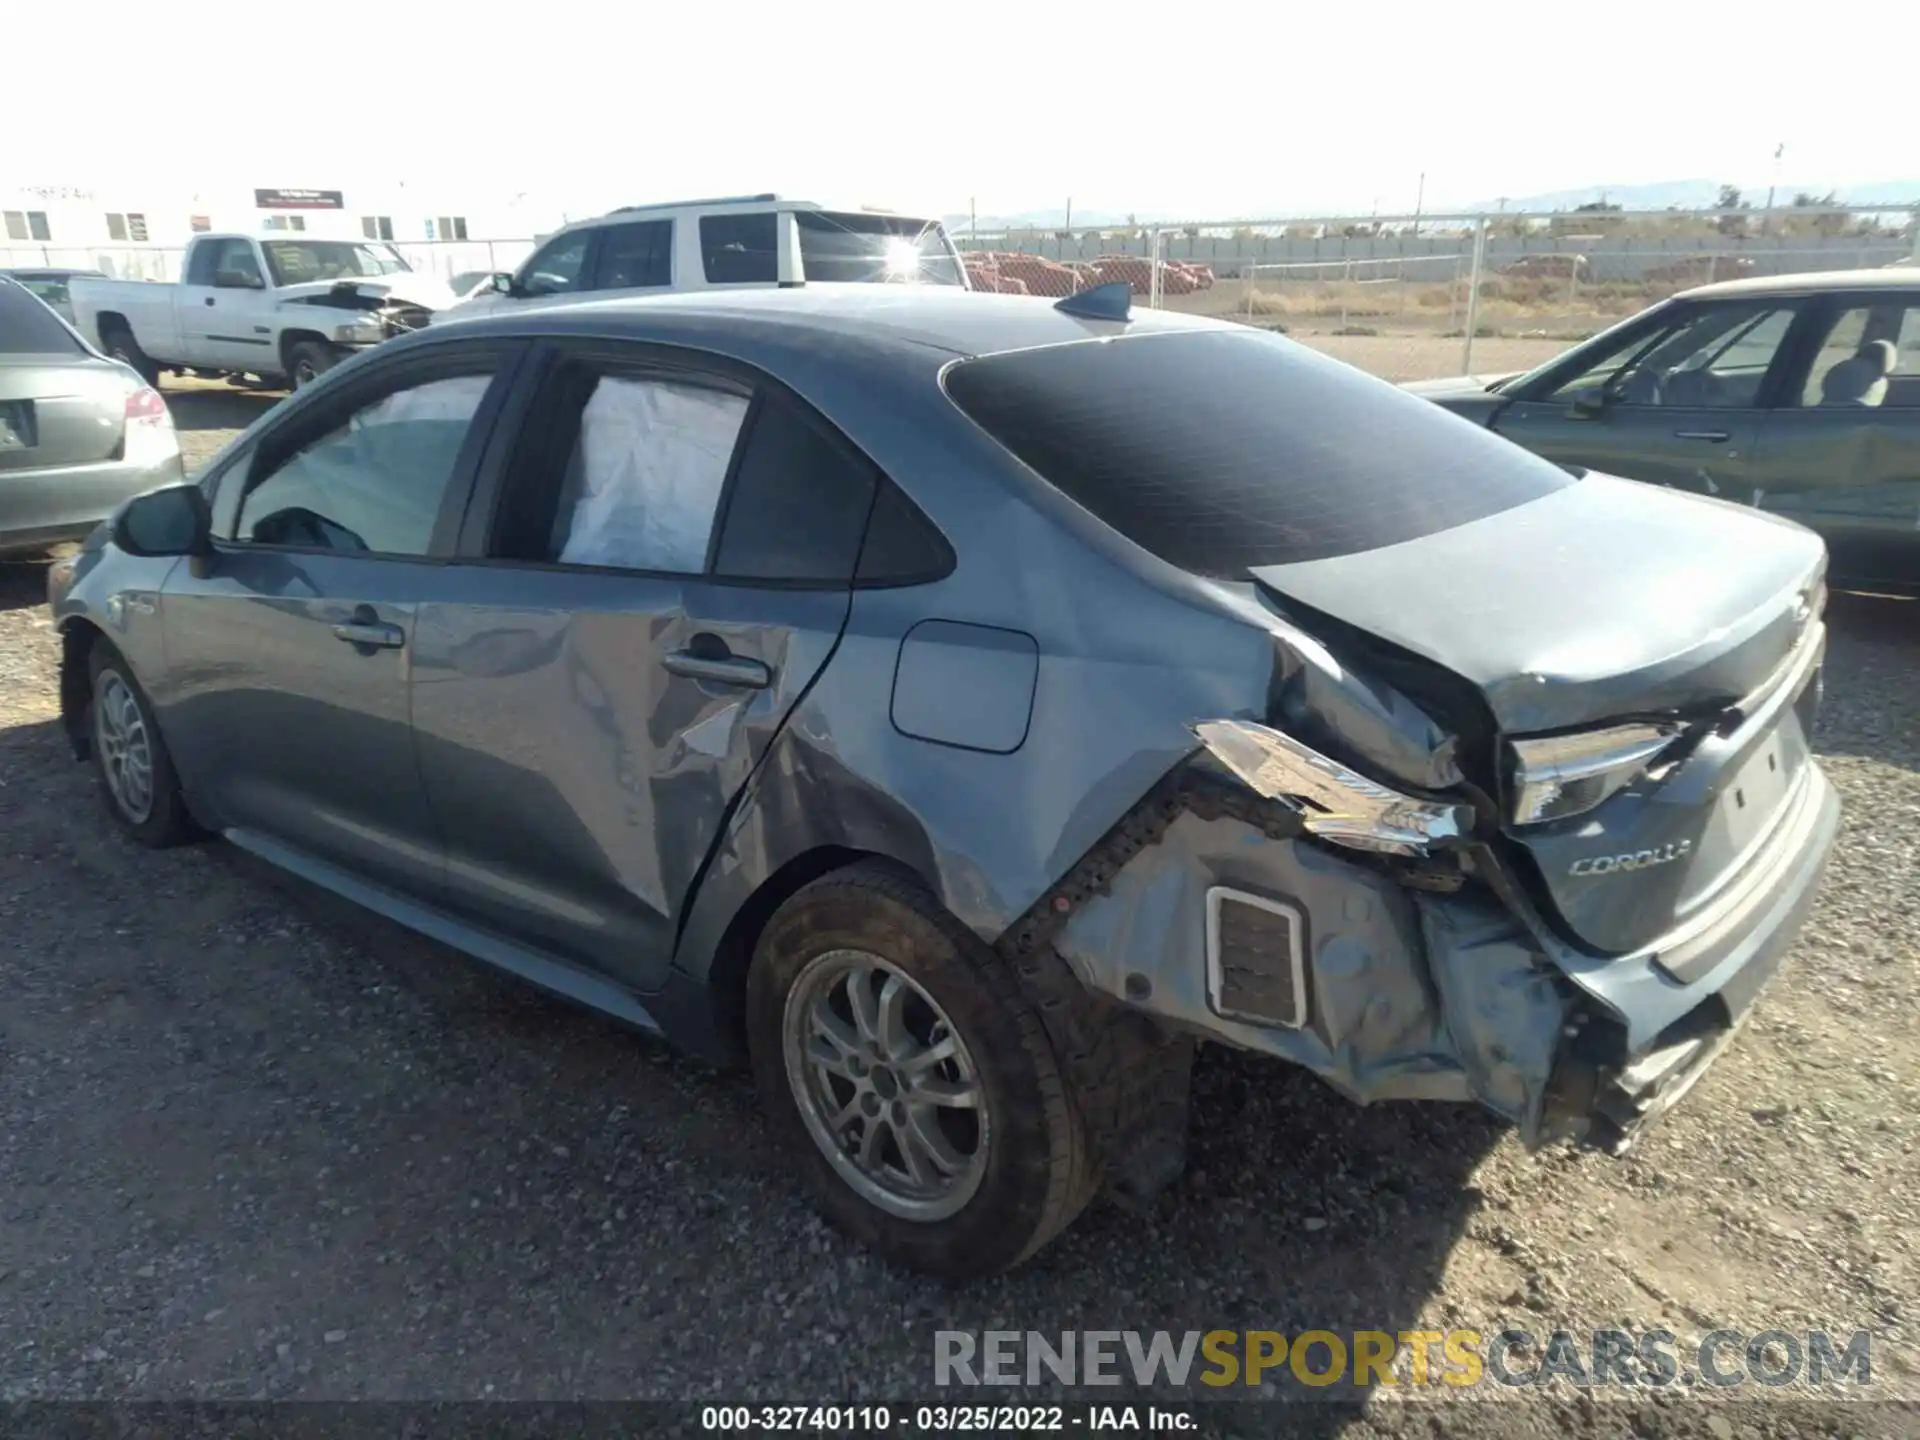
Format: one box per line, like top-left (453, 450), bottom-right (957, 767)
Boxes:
top-left (1, 351), bottom-right (1915, 1434)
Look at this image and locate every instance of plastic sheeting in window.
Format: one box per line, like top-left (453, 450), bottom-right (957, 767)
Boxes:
top-left (558, 376), bottom-right (750, 572)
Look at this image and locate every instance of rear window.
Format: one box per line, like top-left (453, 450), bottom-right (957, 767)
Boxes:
top-left (943, 329), bottom-right (1577, 577)
top-left (796, 212), bottom-right (962, 286)
top-left (0, 280), bottom-right (84, 355)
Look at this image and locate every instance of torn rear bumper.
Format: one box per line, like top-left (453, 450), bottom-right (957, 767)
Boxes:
top-left (1537, 764), bottom-right (1839, 1151)
top-left (1029, 758), bottom-right (1837, 1159)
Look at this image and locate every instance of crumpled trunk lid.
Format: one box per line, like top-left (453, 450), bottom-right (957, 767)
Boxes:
top-left (1251, 473), bottom-right (1823, 734)
top-left (1251, 472), bottom-right (1828, 955)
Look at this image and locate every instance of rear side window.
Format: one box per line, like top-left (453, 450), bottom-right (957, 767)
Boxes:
top-left (713, 396), bottom-right (877, 583)
top-left (554, 375), bottom-right (751, 571)
top-left (17, 276), bottom-right (72, 307)
top-left (594, 220), bottom-right (673, 290)
top-left (0, 279), bottom-right (83, 355)
top-left (944, 329), bottom-right (1577, 577)
top-left (701, 213), bottom-right (778, 283)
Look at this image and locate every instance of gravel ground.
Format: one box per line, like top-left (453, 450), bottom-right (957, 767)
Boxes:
top-left (0, 373), bottom-right (1915, 1435)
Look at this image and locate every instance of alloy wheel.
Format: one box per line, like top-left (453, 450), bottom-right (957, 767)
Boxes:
top-left (94, 673), bottom-right (155, 823)
top-left (782, 949), bottom-right (991, 1222)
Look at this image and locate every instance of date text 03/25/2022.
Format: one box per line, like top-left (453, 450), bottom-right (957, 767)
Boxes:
top-left (700, 1405), bottom-right (1193, 1432)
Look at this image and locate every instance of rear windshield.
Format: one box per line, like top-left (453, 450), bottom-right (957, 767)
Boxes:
top-left (0, 280), bottom-right (84, 355)
top-left (943, 329), bottom-right (1577, 577)
top-left (797, 212), bottom-right (962, 286)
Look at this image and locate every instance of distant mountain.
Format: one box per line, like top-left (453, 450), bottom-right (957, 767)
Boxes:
top-left (1459, 178), bottom-right (1920, 213)
top-left (943, 208), bottom-right (1139, 233)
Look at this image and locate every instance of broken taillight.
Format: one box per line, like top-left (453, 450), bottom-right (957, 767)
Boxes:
top-left (1193, 718), bottom-right (1473, 857)
top-left (1505, 723), bottom-right (1680, 826)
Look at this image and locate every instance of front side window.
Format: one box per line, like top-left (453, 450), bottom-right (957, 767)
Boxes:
top-left (594, 220), bottom-right (674, 290)
top-left (519, 231), bottom-right (591, 297)
top-left (1541, 303), bottom-right (1797, 409)
top-left (795, 212), bottom-right (962, 286)
top-left (206, 239), bottom-right (265, 288)
top-left (234, 372), bottom-right (495, 556)
top-left (700, 213), bottom-right (778, 284)
top-left (946, 328), bottom-right (1578, 578)
top-left (1798, 301), bottom-right (1920, 407)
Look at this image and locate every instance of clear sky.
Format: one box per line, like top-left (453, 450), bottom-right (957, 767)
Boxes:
top-left (9, 0), bottom-right (1911, 221)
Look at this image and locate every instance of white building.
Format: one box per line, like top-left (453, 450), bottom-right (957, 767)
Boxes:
top-left (2, 181), bottom-right (556, 282)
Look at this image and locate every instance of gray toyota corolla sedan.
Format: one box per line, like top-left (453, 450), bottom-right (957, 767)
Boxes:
top-left (2, 276), bottom-right (184, 557)
top-left (46, 283), bottom-right (1838, 1278)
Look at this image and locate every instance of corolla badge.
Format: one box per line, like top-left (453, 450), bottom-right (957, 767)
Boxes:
top-left (1569, 840), bottom-right (1692, 877)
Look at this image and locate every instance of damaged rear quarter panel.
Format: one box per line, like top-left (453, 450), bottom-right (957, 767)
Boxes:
top-left (661, 321), bottom-right (1566, 1136)
top-left (671, 358), bottom-right (1281, 984)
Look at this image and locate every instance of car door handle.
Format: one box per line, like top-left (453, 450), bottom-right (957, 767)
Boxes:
top-left (662, 648), bottom-right (771, 689)
top-left (1673, 429), bottom-right (1731, 442)
top-left (332, 620), bottom-right (405, 649)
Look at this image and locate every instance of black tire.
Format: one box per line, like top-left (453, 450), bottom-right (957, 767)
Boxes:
top-left (100, 325), bottom-right (161, 388)
top-left (85, 644), bottom-right (198, 847)
top-left (286, 340), bottom-right (342, 391)
top-left (746, 861), bottom-right (1095, 1279)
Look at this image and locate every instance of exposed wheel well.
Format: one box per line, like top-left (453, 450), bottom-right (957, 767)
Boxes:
top-left (58, 619), bottom-right (108, 759)
top-left (95, 311), bottom-right (130, 346)
top-left (702, 846), bottom-right (925, 1063)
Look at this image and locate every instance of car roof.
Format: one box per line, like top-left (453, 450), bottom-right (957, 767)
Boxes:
top-left (1679, 267), bottom-right (1920, 301)
top-left (433, 285), bottom-right (1226, 360)
top-left (566, 196), bottom-right (941, 230)
top-left (1, 267), bottom-right (104, 279)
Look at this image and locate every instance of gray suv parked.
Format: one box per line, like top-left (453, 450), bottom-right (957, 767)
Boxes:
top-left (47, 285), bottom-right (1838, 1277)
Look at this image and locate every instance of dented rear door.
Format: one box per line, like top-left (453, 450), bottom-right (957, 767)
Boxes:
top-left (408, 344), bottom-right (876, 993)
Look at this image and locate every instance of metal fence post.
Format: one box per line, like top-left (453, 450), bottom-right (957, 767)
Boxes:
top-left (1461, 217), bottom-right (1488, 374)
top-left (1149, 228), bottom-right (1164, 309)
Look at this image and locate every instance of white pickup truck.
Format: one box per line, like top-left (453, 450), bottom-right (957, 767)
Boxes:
top-left (69, 234), bottom-right (458, 391)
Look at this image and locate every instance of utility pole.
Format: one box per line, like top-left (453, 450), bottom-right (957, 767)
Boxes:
top-left (1764, 142), bottom-right (1785, 232)
top-left (1412, 172), bottom-right (1425, 237)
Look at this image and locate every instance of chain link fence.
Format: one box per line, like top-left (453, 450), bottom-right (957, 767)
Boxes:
top-left (8, 205), bottom-right (1916, 382)
top-left (957, 205), bottom-right (1919, 378)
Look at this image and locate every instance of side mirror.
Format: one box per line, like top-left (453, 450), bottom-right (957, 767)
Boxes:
top-left (112, 483), bottom-right (212, 558)
top-left (1567, 391), bottom-right (1608, 419)
top-left (215, 270), bottom-right (266, 290)
top-left (490, 272), bottom-right (516, 295)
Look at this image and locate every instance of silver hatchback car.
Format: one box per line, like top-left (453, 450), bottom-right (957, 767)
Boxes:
top-left (48, 285), bottom-right (1837, 1278)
